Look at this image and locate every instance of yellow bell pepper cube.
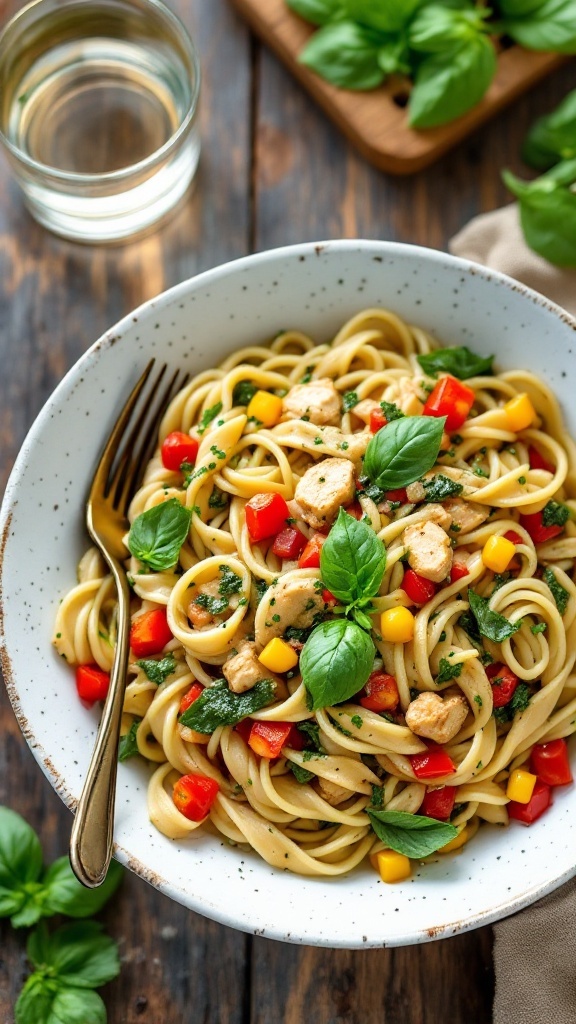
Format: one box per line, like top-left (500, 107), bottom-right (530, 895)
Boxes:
top-left (380, 606), bottom-right (415, 643)
top-left (506, 768), bottom-right (537, 804)
top-left (258, 637), bottom-right (299, 673)
top-left (439, 826), bottom-right (471, 854)
top-left (371, 850), bottom-right (411, 883)
top-left (504, 393), bottom-right (536, 432)
top-left (482, 534), bottom-right (516, 573)
top-left (246, 390), bottom-right (283, 427)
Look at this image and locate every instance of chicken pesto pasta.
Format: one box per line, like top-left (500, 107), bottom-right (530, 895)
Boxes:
top-left (54, 307), bottom-right (576, 881)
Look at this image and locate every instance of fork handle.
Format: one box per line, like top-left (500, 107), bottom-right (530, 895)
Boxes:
top-left (69, 560), bottom-right (131, 887)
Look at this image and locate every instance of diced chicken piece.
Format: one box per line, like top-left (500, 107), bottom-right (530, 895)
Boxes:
top-left (282, 378), bottom-right (341, 426)
top-left (187, 579), bottom-right (232, 629)
top-left (403, 520), bottom-right (453, 582)
top-left (421, 503), bottom-right (453, 531)
top-left (257, 574), bottom-right (325, 647)
top-left (295, 457), bottom-right (355, 530)
top-left (382, 377), bottom-right (425, 417)
top-left (405, 691), bottom-right (468, 745)
top-left (178, 724), bottom-right (210, 745)
top-left (406, 467), bottom-right (481, 503)
top-left (316, 427), bottom-right (370, 462)
top-left (352, 399), bottom-right (379, 425)
top-left (223, 640), bottom-right (283, 694)
top-left (315, 778), bottom-right (351, 806)
top-left (443, 497), bottom-right (490, 535)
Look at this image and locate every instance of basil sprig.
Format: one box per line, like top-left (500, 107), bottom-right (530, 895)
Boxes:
top-left (503, 158), bottom-right (576, 267)
top-left (128, 497), bottom-right (192, 571)
top-left (367, 809), bottom-right (458, 858)
top-left (522, 88), bottom-right (576, 170)
top-left (468, 590), bottom-right (522, 643)
top-left (179, 679), bottom-right (276, 733)
top-left (364, 415), bottom-right (446, 492)
top-left (300, 619), bottom-right (375, 711)
top-left (320, 508), bottom-right (386, 607)
top-left (417, 346), bottom-right (494, 380)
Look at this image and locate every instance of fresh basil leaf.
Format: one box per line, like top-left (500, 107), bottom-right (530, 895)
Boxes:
top-left (299, 21), bottom-right (385, 89)
top-left (27, 921), bottom-right (121, 989)
top-left (503, 167), bottom-right (576, 267)
top-left (232, 380), bottom-right (257, 406)
top-left (320, 508), bottom-right (386, 605)
top-left (41, 858), bottom-right (123, 919)
top-left (417, 345), bottom-right (494, 380)
top-left (289, 763), bottom-right (316, 783)
top-left (497, 0), bottom-right (546, 14)
top-left (0, 807), bottom-right (43, 892)
top-left (377, 36), bottom-right (411, 75)
top-left (541, 500), bottom-right (570, 527)
top-left (409, 35), bottom-right (496, 128)
top-left (543, 567), bottom-right (570, 614)
top-left (502, 0), bottom-right (576, 53)
top-left (9, 887), bottom-right (46, 929)
top-left (296, 719), bottom-right (326, 752)
top-left (118, 721), bottom-right (141, 762)
top-left (14, 973), bottom-right (54, 1024)
top-left (468, 590), bottom-right (522, 642)
top-left (409, 3), bottom-right (490, 52)
top-left (379, 400), bottom-right (404, 421)
top-left (48, 988), bottom-right (107, 1024)
top-left (367, 809), bottom-right (458, 857)
top-left (422, 474), bottom-right (463, 502)
top-left (179, 679), bottom-right (275, 733)
top-left (364, 415), bottom-right (446, 491)
top-left (436, 658), bottom-right (463, 684)
top-left (353, 607), bottom-right (375, 630)
top-left (0, 885), bottom-right (27, 920)
top-left (136, 652), bottom-right (176, 685)
top-left (346, 0), bottom-right (423, 32)
top-left (286, 0), bottom-right (346, 25)
top-left (300, 619), bottom-right (375, 710)
top-left (128, 498), bottom-right (192, 571)
top-left (522, 89), bottom-right (576, 170)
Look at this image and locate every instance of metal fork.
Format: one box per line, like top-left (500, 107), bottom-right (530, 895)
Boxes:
top-left (70, 360), bottom-right (189, 888)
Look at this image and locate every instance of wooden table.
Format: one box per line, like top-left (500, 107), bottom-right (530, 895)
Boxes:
top-left (0, 3), bottom-right (573, 1020)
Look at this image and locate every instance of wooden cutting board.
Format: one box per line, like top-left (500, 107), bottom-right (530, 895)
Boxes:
top-left (229, 0), bottom-right (567, 174)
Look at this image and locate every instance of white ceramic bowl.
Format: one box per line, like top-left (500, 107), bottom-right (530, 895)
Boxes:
top-left (2, 240), bottom-right (576, 948)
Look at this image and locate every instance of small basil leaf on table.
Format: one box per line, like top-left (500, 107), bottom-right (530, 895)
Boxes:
top-left (299, 21), bottom-right (386, 90)
top-left (128, 497), bottom-right (192, 571)
top-left (320, 507), bottom-right (386, 606)
top-left (300, 619), bottom-right (375, 710)
top-left (468, 590), bottom-right (522, 642)
top-left (522, 89), bottom-right (576, 170)
top-left (364, 415), bottom-right (446, 491)
top-left (503, 166), bottom-right (576, 267)
top-left (179, 679), bottom-right (276, 733)
top-left (367, 809), bottom-right (458, 858)
top-left (285, 0), bottom-right (346, 26)
top-left (417, 346), bottom-right (494, 380)
top-left (502, 0), bottom-right (576, 53)
top-left (41, 858), bottom-right (123, 918)
top-left (408, 35), bottom-right (497, 129)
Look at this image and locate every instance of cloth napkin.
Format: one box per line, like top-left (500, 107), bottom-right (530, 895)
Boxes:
top-left (450, 204), bottom-right (576, 1024)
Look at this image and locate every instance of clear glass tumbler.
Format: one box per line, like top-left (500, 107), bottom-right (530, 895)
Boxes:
top-left (0, 0), bottom-right (201, 243)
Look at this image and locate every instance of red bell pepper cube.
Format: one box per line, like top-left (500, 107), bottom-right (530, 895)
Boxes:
top-left (528, 446), bottom-right (555, 474)
top-left (245, 492), bottom-right (290, 542)
top-left (346, 501), bottom-right (364, 520)
top-left (504, 530), bottom-right (523, 545)
top-left (285, 724), bottom-right (307, 751)
top-left (359, 672), bottom-right (400, 713)
top-left (248, 721), bottom-right (293, 759)
top-left (401, 569), bottom-right (437, 604)
top-left (179, 682), bottom-right (204, 715)
top-left (508, 778), bottom-right (552, 824)
top-left (450, 562), bottom-right (470, 584)
top-left (161, 431), bottom-right (199, 471)
top-left (486, 663), bottom-right (519, 708)
top-left (530, 738), bottom-right (573, 786)
top-left (76, 664), bottom-right (110, 705)
top-left (370, 408), bottom-right (387, 433)
top-left (271, 525), bottom-right (307, 559)
top-left (130, 608), bottom-right (173, 658)
top-left (385, 488), bottom-right (408, 504)
top-left (298, 532), bottom-right (326, 569)
top-left (322, 589), bottom-right (337, 605)
top-left (423, 375), bottom-right (475, 432)
top-left (234, 717), bottom-right (254, 743)
top-left (173, 773), bottom-right (220, 821)
top-left (410, 746), bottom-right (456, 780)
top-left (420, 786), bottom-right (457, 821)
top-left (519, 510), bottom-right (564, 544)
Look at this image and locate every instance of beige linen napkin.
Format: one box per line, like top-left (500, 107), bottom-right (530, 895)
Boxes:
top-left (450, 205), bottom-right (576, 1024)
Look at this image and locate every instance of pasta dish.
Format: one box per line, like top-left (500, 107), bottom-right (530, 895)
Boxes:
top-left (53, 308), bottom-right (576, 881)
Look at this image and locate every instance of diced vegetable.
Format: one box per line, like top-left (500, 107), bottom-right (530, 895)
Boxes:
top-left (450, 562), bottom-right (469, 584)
top-left (401, 569), bottom-right (437, 605)
top-left (298, 532), bottom-right (326, 568)
top-left (75, 664), bottom-right (110, 705)
top-left (503, 393), bottom-right (536, 432)
top-left (506, 768), bottom-right (537, 804)
top-left (439, 825), bottom-right (471, 852)
top-left (173, 772), bottom-right (220, 820)
top-left (384, 488), bottom-right (408, 503)
top-left (422, 375), bottom-right (475, 431)
top-left (529, 446), bottom-right (554, 473)
top-left (248, 721), bottom-right (293, 759)
top-left (380, 607), bottom-right (415, 644)
top-left (530, 738), bottom-right (573, 786)
top-left (245, 492), bottom-right (290, 541)
top-left (504, 530), bottom-right (523, 545)
top-left (346, 500), bottom-right (364, 520)
top-left (420, 786), bottom-right (456, 821)
top-left (258, 637), bottom-right (299, 673)
top-left (160, 431), bottom-right (199, 471)
top-left (369, 408), bottom-right (387, 433)
top-left (482, 535), bottom-right (515, 573)
top-left (507, 778), bottom-right (552, 824)
top-left (487, 663), bottom-right (519, 708)
top-left (321, 588), bottom-right (337, 605)
top-left (410, 746), bottom-right (456, 780)
top-left (359, 671), bottom-right (400, 712)
top-left (371, 849), bottom-right (411, 883)
top-left (179, 682), bottom-right (203, 715)
top-left (247, 390), bottom-right (283, 427)
top-left (519, 506), bottom-right (568, 543)
top-left (130, 608), bottom-right (173, 658)
top-left (271, 525), bottom-right (307, 559)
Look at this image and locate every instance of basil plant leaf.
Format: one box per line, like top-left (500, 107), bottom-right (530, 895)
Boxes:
top-left (364, 414), bottom-right (446, 491)
top-left (286, 0), bottom-right (346, 25)
top-left (301, 619), bottom-right (375, 710)
top-left (409, 34), bottom-right (497, 128)
top-left (409, 3), bottom-right (489, 52)
top-left (417, 345), bottom-right (494, 380)
top-left (41, 857), bottom-right (123, 919)
top-left (14, 973), bottom-right (54, 1024)
top-left (299, 21), bottom-right (386, 89)
top-left (48, 988), bottom-right (107, 1024)
top-left (468, 590), bottom-right (522, 643)
top-left (345, 0), bottom-right (423, 32)
top-left (320, 508), bottom-right (386, 606)
top-left (503, 168), bottom-right (576, 267)
top-left (368, 809), bottom-right (458, 858)
top-left (0, 806), bottom-right (43, 891)
top-left (27, 921), bottom-right (121, 989)
top-left (497, 0), bottom-right (546, 14)
top-left (502, 0), bottom-right (576, 53)
top-left (522, 89), bottom-right (576, 170)
top-left (180, 679), bottom-right (276, 733)
top-left (128, 497), bottom-right (192, 571)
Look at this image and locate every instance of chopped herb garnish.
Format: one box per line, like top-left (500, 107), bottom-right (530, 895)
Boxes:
top-left (350, 714), bottom-right (363, 729)
top-left (233, 380), bottom-right (257, 406)
top-left (531, 622), bottom-right (547, 635)
top-left (423, 474), bottom-right (464, 503)
top-left (542, 500), bottom-right (570, 528)
top-left (436, 658), bottom-right (463, 685)
top-left (194, 593), bottom-right (229, 615)
top-left (180, 678), bottom-right (275, 733)
top-left (289, 762), bottom-right (315, 784)
top-left (119, 720), bottom-right (141, 761)
top-left (218, 564), bottom-right (243, 596)
top-left (543, 567), bottom-right (569, 615)
top-left (342, 391), bottom-right (359, 411)
top-left (493, 682), bottom-right (531, 724)
top-left (136, 653), bottom-right (176, 685)
top-left (379, 400), bottom-right (404, 422)
top-left (198, 402), bottom-right (223, 435)
top-left (208, 486), bottom-right (229, 510)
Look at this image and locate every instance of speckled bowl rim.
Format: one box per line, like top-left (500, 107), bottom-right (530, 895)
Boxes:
top-left (2, 238), bottom-right (576, 947)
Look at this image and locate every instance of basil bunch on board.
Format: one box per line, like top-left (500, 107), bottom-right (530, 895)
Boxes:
top-left (127, 497), bottom-right (192, 571)
top-left (364, 414), bottom-right (446, 491)
top-left (300, 511), bottom-right (387, 710)
top-left (368, 809), bottom-right (458, 857)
